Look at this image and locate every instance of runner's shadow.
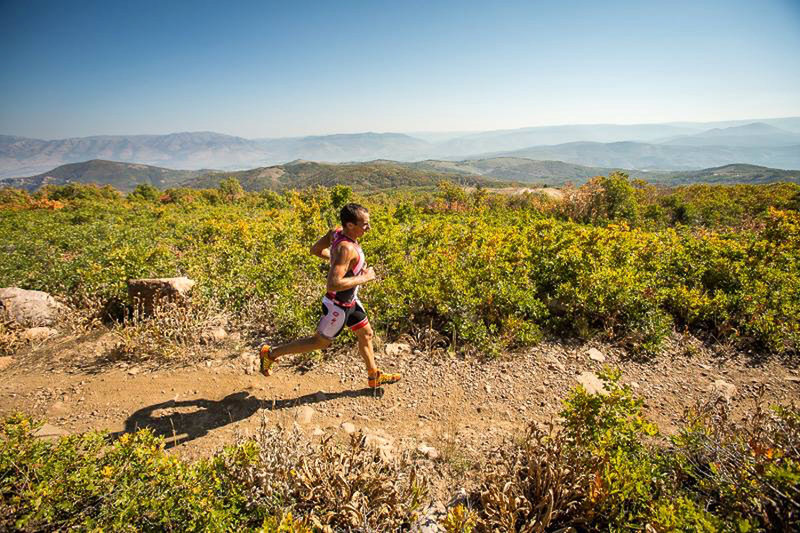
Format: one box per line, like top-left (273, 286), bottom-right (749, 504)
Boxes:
top-left (110, 391), bottom-right (263, 448)
top-left (264, 387), bottom-right (384, 411)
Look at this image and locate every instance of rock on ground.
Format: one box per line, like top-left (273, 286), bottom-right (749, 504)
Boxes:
top-left (33, 423), bottom-right (69, 440)
top-left (709, 380), bottom-right (737, 402)
top-left (127, 277), bottom-right (195, 315)
top-left (296, 406), bottom-right (316, 424)
top-left (201, 327), bottom-right (227, 344)
top-left (0, 287), bottom-right (67, 327)
top-left (385, 342), bottom-right (412, 357)
top-left (576, 372), bottom-right (608, 395)
top-left (587, 347), bottom-right (606, 362)
top-left (417, 443), bottom-right (440, 460)
top-left (21, 327), bottom-right (59, 342)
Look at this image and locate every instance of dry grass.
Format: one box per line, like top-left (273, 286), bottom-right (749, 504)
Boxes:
top-left (468, 422), bottom-right (596, 532)
top-left (233, 420), bottom-right (427, 531)
top-left (0, 319), bottom-right (24, 356)
top-left (112, 299), bottom-right (229, 363)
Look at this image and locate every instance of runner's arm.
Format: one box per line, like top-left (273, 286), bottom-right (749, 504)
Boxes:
top-left (326, 242), bottom-right (376, 292)
top-left (310, 228), bottom-right (339, 259)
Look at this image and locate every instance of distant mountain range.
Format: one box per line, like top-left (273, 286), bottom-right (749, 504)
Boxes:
top-left (488, 140), bottom-right (800, 171)
top-left (0, 159), bottom-right (495, 192)
top-left (2, 158), bottom-right (797, 193)
top-left (2, 159), bottom-right (204, 192)
top-left (182, 160), bottom-right (491, 191)
top-left (2, 117), bottom-right (799, 179)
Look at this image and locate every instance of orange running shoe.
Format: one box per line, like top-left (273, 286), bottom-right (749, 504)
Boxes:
top-left (259, 345), bottom-right (278, 377)
top-left (368, 370), bottom-right (401, 389)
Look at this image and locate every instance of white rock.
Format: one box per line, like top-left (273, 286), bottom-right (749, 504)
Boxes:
top-left (21, 326), bottom-right (58, 342)
top-left (545, 355), bottom-right (566, 372)
top-left (365, 433), bottom-right (390, 448)
top-left (0, 287), bottom-right (67, 327)
top-left (341, 422), bottom-right (356, 434)
top-left (311, 427), bottom-right (324, 437)
top-left (33, 423), bottom-right (69, 440)
top-left (587, 348), bottom-right (606, 362)
top-left (576, 372), bottom-right (608, 396)
top-left (385, 342), bottom-right (412, 357)
top-left (417, 443), bottom-right (440, 460)
top-left (202, 327), bottom-right (227, 344)
top-left (709, 380), bottom-right (737, 402)
top-left (47, 401), bottom-right (69, 416)
top-left (296, 406), bottom-right (315, 424)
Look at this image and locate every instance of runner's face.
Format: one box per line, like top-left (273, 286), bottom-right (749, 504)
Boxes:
top-left (351, 211), bottom-right (370, 238)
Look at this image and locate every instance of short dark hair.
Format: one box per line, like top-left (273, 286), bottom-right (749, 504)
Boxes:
top-left (340, 203), bottom-right (368, 226)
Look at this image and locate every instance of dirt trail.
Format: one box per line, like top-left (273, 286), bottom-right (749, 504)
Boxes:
top-left (2, 331), bottom-right (799, 495)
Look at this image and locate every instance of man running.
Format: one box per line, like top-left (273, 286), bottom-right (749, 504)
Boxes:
top-left (259, 203), bottom-right (401, 389)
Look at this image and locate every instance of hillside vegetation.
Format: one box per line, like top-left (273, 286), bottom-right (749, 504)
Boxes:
top-left (2, 175), bottom-right (798, 354)
top-left (2, 176), bottom-right (799, 530)
top-left (4, 156), bottom-right (799, 195)
top-left (185, 160), bottom-right (496, 191)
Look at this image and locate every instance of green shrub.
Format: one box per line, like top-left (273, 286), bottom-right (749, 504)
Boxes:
top-left (468, 371), bottom-right (797, 531)
top-left (0, 415), bottom-right (422, 532)
top-left (0, 414), bottom-right (261, 531)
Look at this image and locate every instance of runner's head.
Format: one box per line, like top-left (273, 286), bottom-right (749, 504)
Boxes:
top-left (340, 203), bottom-right (370, 238)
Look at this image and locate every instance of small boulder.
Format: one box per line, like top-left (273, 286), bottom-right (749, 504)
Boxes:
top-left (21, 326), bottom-right (58, 342)
top-left (709, 380), bottom-right (737, 402)
top-left (47, 401), bottom-right (69, 416)
top-left (545, 355), bottom-right (566, 372)
top-left (0, 287), bottom-right (67, 327)
top-left (417, 443), bottom-right (440, 460)
top-left (340, 422), bottom-right (356, 435)
top-left (201, 327), bottom-right (227, 344)
top-left (127, 277), bottom-right (195, 316)
top-left (296, 406), bottom-right (315, 425)
top-left (33, 423), bottom-right (69, 440)
top-left (587, 348), bottom-right (606, 363)
top-left (0, 356), bottom-right (14, 371)
top-left (365, 433), bottom-right (394, 461)
top-left (385, 342), bottom-right (412, 357)
top-left (576, 372), bottom-right (608, 396)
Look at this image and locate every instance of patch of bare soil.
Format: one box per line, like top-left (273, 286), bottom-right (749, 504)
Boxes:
top-left (465, 186), bottom-right (564, 200)
top-left (1, 330), bottom-right (798, 500)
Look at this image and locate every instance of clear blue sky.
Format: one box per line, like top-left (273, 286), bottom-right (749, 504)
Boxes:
top-left (2, 0), bottom-right (799, 139)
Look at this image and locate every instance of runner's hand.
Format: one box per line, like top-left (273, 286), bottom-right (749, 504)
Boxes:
top-left (363, 266), bottom-right (377, 282)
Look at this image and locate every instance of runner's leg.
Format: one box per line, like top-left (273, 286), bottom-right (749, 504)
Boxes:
top-left (269, 332), bottom-right (331, 359)
top-left (260, 297), bottom-right (341, 376)
top-left (347, 302), bottom-right (376, 374)
top-left (353, 323), bottom-right (378, 375)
